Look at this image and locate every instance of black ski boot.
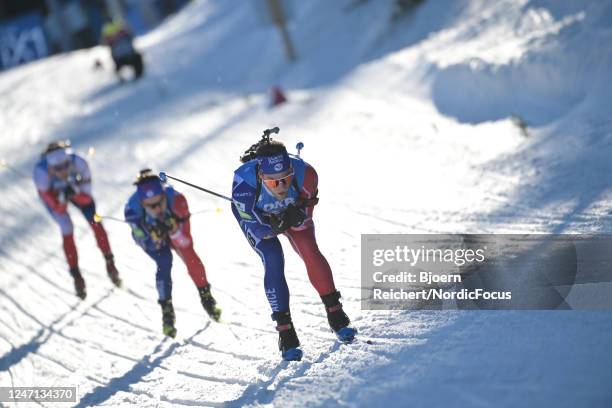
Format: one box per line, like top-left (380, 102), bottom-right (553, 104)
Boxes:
top-left (273, 311), bottom-right (302, 361)
top-left (104, 253), bottom-right (122, 288)
top-left (158, 298), bottom-right (177, 338)
top-left (198, 284), bottom-right (221, 322)
top-left (70, 267), bottom-right (86, 300)
top-left (321, 291), bottom-right (356, 343)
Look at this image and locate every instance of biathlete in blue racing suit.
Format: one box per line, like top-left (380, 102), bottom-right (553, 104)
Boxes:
top-left (231, 138), bottom-right (356, 361)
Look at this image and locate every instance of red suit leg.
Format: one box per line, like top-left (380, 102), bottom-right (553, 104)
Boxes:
top-left (90, 221), bottom-right (111, 255)
top-left (63, 234), bottom-right (78, 269)
top-left (171, 225), bottom-right (208, 288)
top-left (169, 193), bottom-right (208, 288)
top-left (285, 225), bottom-right (336, 296)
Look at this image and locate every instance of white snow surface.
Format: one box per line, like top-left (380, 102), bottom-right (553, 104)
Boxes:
top-left (1, 0), bottom-right (612, 406)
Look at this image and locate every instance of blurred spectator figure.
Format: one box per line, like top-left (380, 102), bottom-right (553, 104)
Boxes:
top-left (101, 18), bottom-right (144, 80)
top-left (1, 0), bottom-right (191, 71)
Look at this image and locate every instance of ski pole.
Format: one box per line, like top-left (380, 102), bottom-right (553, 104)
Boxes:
top-left (159, 172), bottom-right (233, 202)
top-left (0, 158), bottom-right (29, 178)
top-left (93, 214), bottom-right (128, 223)
top-left (93, 208), bottom-right (219, 224)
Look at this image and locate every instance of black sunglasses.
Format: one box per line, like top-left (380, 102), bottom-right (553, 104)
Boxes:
top-left (143, 197), bottom-right (164, 209)
top-left (51, 161), bottom-right (70, 171)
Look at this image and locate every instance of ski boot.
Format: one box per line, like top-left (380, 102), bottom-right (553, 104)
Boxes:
top-left (158, 298), bottom-right (177, 338)
top-left (321, 291), bottom-right (356, 343)
top-left (104, 253), bottom-right (123, 288)
top-left (70, 267), bottom-right (87, 300)
top-left (198, 284), bottom-right (221, 322)
top-left (273, 311), bottom-right (302, 361)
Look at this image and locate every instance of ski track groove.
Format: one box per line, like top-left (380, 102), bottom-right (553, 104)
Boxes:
top-left (0, 319), bottom-right (17, 338)
top-left (52, 329), bottom-right (144, 365)
top-left (220, 339), bottom-right (350, 408)
top-left (0, 288), bottom-right (47, 327)
top-left (89, 304), bottom-right (158, 334)
top-left (184, 340), bottom-right (264, 362)
top-left (159, 396), bottom-right (225, 407)
top-left (73, 325), bottom-right (217, 407)
top-left (222, 361), bottom-right (288, 408)
top-left (73, 340), bottom-right (180, 408)
top-left (30, 350), bottom-right (86, 378)
top-left (0, 247), bottom-right (73, 293)
top-left (175, 370), bottom-right (252, 386)
top-left (0, 289), bottom-right (116, 373)
top-left (219, 321), bottom-right (275, 336)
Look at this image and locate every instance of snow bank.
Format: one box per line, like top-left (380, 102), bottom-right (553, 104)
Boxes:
top-left (430, 0), bottom-right (612, 125)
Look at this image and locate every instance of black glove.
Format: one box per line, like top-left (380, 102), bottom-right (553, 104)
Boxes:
top-left (268, 205), bottom-right (306, 234)
top-left (147, 221), bottom-right (167, 242)
top-left (160, 210), bottom-right (178, 233)
top-left (268, 212), bottom-right (291, 234)
top-left (155, 211), bottom-right (178, 236)
top-left (147, 211), bottom-right (177, 242)
top-left (285, 204), bottom-right (307, 228)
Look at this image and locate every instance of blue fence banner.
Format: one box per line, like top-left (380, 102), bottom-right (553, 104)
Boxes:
top-left (0, 12), bottom-right (49, 71)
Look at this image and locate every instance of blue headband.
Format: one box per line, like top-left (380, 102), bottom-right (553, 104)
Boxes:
top-left (258, 151), bottom-right (291, 174)
top-left (137, 179), bottom-right (164, 200)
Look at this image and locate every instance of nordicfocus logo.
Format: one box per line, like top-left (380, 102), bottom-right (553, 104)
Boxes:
top-left (274, 163), bottom-right (283, 171)
top-left (267, 155), bottom-right (284, 165)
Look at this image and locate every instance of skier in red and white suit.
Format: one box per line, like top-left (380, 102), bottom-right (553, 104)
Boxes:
top-left (33, 141), bottom-right (121, 299)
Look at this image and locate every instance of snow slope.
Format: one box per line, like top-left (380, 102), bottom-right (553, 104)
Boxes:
top-left (1, 0), bottom-right (611, 406)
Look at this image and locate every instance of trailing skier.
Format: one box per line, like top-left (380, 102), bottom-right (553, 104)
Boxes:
top-left (124, 169), bottom-right (221, 338)
top-left (231, 128), bottom-right (357, 361)
top-left (33, 141), bottom-right (122, 299)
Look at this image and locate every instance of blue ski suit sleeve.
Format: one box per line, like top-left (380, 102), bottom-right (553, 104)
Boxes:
top-left (124, 192), bottom-right (159, 251)
top-left (231, 165), bottom-right (275, 240)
